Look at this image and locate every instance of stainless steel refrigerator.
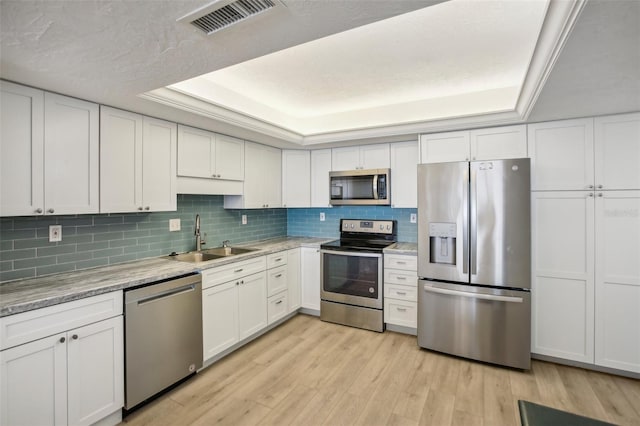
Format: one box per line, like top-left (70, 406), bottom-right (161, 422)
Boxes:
top-left (417, 158), bottom-right (531, 369)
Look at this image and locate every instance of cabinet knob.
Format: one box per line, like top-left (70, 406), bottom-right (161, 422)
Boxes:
top-left (59, 337), bottom-right (66, 343)
top-left (138, 206), bottom-right (143, 211)
top-left (588, 193), bottom-right (594, 197)
top-left (144, 206), bottom-right (150, 211)
top-left (240, 280), bottom-right (244, 284)
top-left (597, 185), bottom-right (603, 189)
top-left (217, 174), bottom-right (221, 178)
top-left (72, 334), bottom-right (78, 340)
top-left (597, 193), bottom-right (603, 197)
top-left (587, 185), bottom-right (594, 189)
top-left (236, 281), bottom-right (239, 286)
top-left (47, 208), bottom-right (55, 214)
top-left (35, 208), bottom-right (43, 214)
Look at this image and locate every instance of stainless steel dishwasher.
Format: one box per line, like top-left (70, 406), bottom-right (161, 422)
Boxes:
top-left (124, 273), bottom-right (203, 410)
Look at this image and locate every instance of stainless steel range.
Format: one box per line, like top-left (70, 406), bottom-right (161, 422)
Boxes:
top-left (320, 219), bottom-right (397, 332)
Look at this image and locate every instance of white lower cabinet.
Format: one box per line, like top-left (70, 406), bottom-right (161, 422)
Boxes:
top-left (287, 248), bottom-right (301, 312)
top-left (383, 254), bottom-right (418, 330)
top-left (0, 293), bottom-right (124, 426)
top-left (301, 247), bottom-right (321, 312)
top-left (267, 292), bottom-right (289, 325)
top-left (238, 272), bottom-right (268, 339)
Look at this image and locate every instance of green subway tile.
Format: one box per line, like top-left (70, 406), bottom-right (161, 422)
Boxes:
top-left (57, 235), bottom-right (93, 246)
top-left (59, 216), bottom-right (93, 226)
top-left (93, 215), bottom-right (124, 225)
top-left (109, 238), bottom-right (139, 248)
top-left (107, 224), bottom-right (137, 233)
top-left (1, 268), bottom-right (35, 282)
top-left (75, 258), bottom-right (109, 270)
top-left (0, 219), bottom-right (14, 231)
top-left (13, 238), bottom-right (51, 249)
top-left (92, 248), bottom-right (123, 258)
top-left (0, 241), bottom-right (13, 251)
top-left (123, 214), bottom-right (150, 224)
top-left (36, 263), bottom-right (75, 276)
top-left (0, 248), bottom-right (35, 261)
top-left (14, 256), bottom-right (57, 270)
top-left (76, 241), bottom-right (109, 252)
top-left (13, 217), bottom-right (58, 229)
top-left (124, 230), bottom-right (150, 238)
top-left (76, 225), bottom-right (110, 235)
top-left (57, 251), bottom-right (93, 264)
top-left (109, 253), bottom-right (139, 264)
top-left (93, 232), bottom-right (124, 242)
top-left (1, 260), bottom-right (13, 272)
top-left (123, 244), bottom-right (149, 254)
top-left (0, 229), bottom-right (36, 241)
top-left (36, 244), bottom-right (76, 257)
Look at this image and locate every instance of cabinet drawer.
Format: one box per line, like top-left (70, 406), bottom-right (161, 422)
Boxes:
top-left (1, 291), bottom-right (123, 350)
top-left (384, 269), bottom-right (417, 286)
top-left (384, 255), bottom-right (417, 271)
top-left (267, 252), bottom-right (287, 269)
top-left (385, 283), bottom-right (417, 302)
top-left (384, 299), bottom-right (417, 328)
top-left (202, 256), bottom-right (266, 289)
top-left (267, 291), bottom-right (288, 325)
top-left (267, 265), bottom-right (288, 297)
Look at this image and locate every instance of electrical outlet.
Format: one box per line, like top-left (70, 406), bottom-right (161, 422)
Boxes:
top-left (49, 225), bottom-right (62, 242)
top-left (320, 212), bottom-right (325, 221)
top-left (169, 218), bottom-right (181, 232)
top-left (410, 213), bottom-right (417, 223)
top-left (242, 214), bottom-right (247, 225)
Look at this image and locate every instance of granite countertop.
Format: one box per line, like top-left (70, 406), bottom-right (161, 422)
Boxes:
top-left (0, 236), bottom-right (332, 317)
top-left (384, 242), bottom-right (417, 255)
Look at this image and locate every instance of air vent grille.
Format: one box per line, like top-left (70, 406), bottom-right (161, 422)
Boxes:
top-left (190, 0), bottom-right (276, 34)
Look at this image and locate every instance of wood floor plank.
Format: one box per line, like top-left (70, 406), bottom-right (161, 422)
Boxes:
top-left (120, 316), bottom-right (640, 426)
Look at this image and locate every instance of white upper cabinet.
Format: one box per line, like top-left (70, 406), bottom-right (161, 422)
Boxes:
top-left (1, 81), bottom-right (99, 216)
top-left (224, 142), bottom-right (281, 209)
top-left (594, 112), bottom-right (640, 190)
top-left (469, 124), bottom-right (527, 161)
top-left (528, 117), bottom-right (595, 191)
top-left (310, 149), bottom-right (332, 207)
top-left (177, 125), bottom-right (244, 181)
top-left (390, 141), bottom-right (418, 208)
top-left (332, 143), bottom-right (390, 171)
top-left (1, 81), bottom-right (44, 216)
top-left (420, 131), bottom-right (470, 163)
top-left (420, 125), bottom-right (527, 164)
top-left (282, 150), bottom-right (310, 208)
top-left (100, 107), bottom-right (177, 213)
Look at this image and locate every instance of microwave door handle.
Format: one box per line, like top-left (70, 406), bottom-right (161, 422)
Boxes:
top-left (373, 174), bottom-right (378, 199)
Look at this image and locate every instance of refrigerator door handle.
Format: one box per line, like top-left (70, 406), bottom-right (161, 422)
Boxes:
top-left (462, 168), bottom-right (469, 274)
top-left (469, 166), bottom-right (478, 275)
top-left (422, 284), bottom-right (523, 303)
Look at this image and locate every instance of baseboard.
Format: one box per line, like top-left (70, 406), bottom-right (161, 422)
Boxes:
top-left (532, 353), bottom-right (639, 379)
top-left (299, 307), bottom-right (320, 317)
top-left (385, 323), bottom-right (417, 336)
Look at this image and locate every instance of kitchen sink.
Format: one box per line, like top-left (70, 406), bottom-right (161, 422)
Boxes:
top-left (202, 247), bottom-right (258, 256)
top-left (165, 252), bottom-right (223, 263)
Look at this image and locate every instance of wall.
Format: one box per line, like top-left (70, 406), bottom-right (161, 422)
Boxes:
top-left (0, 195), bottom-right (287, 282)
top-left (287, 206), bottom-right (417, 242)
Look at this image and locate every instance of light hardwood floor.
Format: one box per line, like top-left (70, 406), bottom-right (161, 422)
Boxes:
top-left (122, 315), bottom-right (640, 426)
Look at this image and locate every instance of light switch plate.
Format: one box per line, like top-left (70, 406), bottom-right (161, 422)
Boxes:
top-left (242, 214), bottom-right (247, 225)
top-left (169, 218), bottom-right (181, 232)
top-left (410, 213), bottom-right (417, 223)
top-left (49, 225), bottom-right (62, 242)
top-left (320, 212), bottom-right (325, 221)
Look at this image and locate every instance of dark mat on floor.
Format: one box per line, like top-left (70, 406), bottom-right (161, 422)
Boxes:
top-left (518, 400), bottom-right (617, 426)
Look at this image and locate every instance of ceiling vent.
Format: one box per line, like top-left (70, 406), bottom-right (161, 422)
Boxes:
top-left (178, 0), bottom-right (278, 35)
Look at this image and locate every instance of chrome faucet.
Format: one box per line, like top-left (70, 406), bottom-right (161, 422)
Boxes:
top-left (222, 240), bottom-right (231, 248)
top-left (195, 214), bottom-right (206, 251)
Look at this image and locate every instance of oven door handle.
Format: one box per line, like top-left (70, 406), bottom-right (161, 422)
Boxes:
top-left (320, 249), bottom-right (383, 258)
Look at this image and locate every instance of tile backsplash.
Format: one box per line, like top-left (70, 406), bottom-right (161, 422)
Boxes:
top-left (287, 206), bottom-right (417, 242)
top-left (0, 195), bottom-right (287, 282)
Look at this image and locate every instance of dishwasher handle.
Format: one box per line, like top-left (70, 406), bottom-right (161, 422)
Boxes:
top-left (136, 284), bottom-right (196, 306)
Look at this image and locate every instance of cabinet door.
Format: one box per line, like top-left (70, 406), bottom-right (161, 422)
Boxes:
top-left (240, 142), bottom-right (265, 208)
top-left (177, 125), bottom-right (213, 178)
top-left (390, 141), bottom-right (418, 208)
top-left (287, 248), bottom-right (302, 313)
top-left (202, 281), bottom-right (239, 361)
top-left (360, 143), bottom-right (390, 169)
top-left (0, 333), bottom-right (67, 426)
top-left (44, 92), bottom-right (99, 214)
top-left (311, 149), bottom-right (332, 207)
top-left (301, 247), bottom-right (321, 312)
top-left (470, 124), bottom-right (527, 161)
top-left (100, 107), bottom-right (143, 213)
top-left (331, 146), bottom-right (361, 171)
top-left (531, 191), bottom-right (595, 363)
top-left (0, 81), bottom-right (44, 216)
top-left (67, 316), bottom-right (124, 426)
top-left (142, 117), bottom-right (177, 211)
top-left (528, 118), bottom-right (594, 191)
top-left (214, 134), bottom-right (244, 181)
top-left (238, 272), bottom-right (267, 339)
top-left (263, 145), bottom-right (282, 208)
top-left (595, 191), bottom-right (640, 373)
top-left (282, 150), bottom-right (310, 208)
top-left (419, 131), bottom-right (470, 164)
top-left (595, 112), bottom-right (640, 190)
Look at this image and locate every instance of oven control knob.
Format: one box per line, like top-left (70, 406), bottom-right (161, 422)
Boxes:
top-left (386, 225), bottom-right (391, 230)
top-left (379, 225), bottom-right (384, 230)
top-left (350, 224), bottom-right (354, 229)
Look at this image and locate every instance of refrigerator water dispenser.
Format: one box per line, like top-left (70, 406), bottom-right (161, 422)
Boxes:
top-left (429, 222), bottom-right (456, 264)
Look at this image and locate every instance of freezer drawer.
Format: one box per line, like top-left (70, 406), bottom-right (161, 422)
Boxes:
top-left (418, 280), bottom-right (531, 369)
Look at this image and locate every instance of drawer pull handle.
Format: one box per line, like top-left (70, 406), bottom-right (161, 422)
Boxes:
top-left (234, 268), bottom-right (244, 273)
top-left (275, 273), bottom-right (282, 278)
top-left (396, 276), bottom-right (406, 280)
top-left (396, 261), bottom-right (406, 265)
top-left (275, 258), bottom-right (282, 262)
top-left (396, 307), bottom-right (407, 312)
top-left (275, 300), bottom-right (283, 305)
top-left (396, 291), bottom-right (406, 295)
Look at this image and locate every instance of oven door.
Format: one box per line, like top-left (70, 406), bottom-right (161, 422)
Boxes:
top-left (320, 249), bottom-right (383, 309)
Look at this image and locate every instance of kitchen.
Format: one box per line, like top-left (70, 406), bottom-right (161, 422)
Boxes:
top-left (1, 0), bottom-right (639, 425)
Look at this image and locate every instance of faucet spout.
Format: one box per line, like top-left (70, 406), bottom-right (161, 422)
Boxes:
top-left (195, 214), bottom-right (205, 251)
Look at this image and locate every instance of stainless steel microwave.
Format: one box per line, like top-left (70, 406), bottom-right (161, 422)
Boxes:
top-left (329, 169), bottom-right (390, 205)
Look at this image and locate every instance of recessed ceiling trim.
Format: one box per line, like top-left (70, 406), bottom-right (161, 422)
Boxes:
top-left (516, 0), bottom-right (587, 119)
